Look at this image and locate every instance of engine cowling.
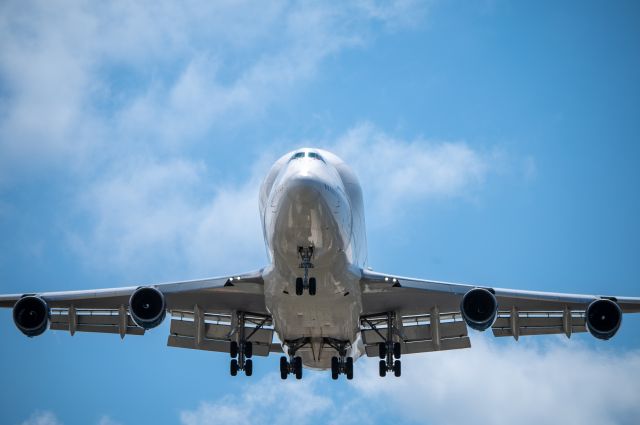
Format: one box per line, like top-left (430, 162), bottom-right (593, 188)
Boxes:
top-left (129, 286), bottom-right (166, 329)
top-left (460, 288), bottom-right (498, 331)
top-left (586, 298), bottom-right (622, 340)
top-left (13, 295), bottom-right (50, 337)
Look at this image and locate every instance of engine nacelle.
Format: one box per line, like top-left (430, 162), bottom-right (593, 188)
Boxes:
top-left (129, 286), bottom-right (166, 329)
top-left (460, 288), bottom-right (498, 331)
top-left (586, 298), bottom-right (622, 340)
top-left (13, 295), bottom-right (50, 337)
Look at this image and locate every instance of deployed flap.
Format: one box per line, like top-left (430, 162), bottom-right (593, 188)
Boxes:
top-left (167, 310), bottom-right (276, 357)
top-left (361, 311), bottom-right (471, 357)
top-left (48, 307), bottom-right (144, 337)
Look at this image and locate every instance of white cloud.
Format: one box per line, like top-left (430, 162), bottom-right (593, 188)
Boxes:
top-left (69, 156), bottom-right (269, 278)
top-left (96, 416), bottom-right (122, 425)
top-left (0, 1), bottom-right (425, 181)
top-left (20, 411), bottom-right (62, 425)
top-left (178, 338), bottom-right (640, 425)
top-left (329, 123), bottom-right (499, 219)
top-left (179, 374), bottom-right (334, 425)
top-left (352, 336), bottom-right (640, 425)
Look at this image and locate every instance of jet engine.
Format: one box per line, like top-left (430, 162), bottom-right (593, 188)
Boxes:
top-left (129, 287), bottom-right (166, 329)
top-left (586, 298), bottom-right (622, 340)
top-left (13, 295), bottom-right (50, 337)
top-left (460, 288), bottom-right (498, 331)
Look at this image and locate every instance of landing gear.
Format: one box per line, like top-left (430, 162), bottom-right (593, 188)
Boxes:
top-left (364, 312), bottom-right (402, 378)
top-left (295, 246), bottom-right (317, 296)
top-left (228, 312), bottom-right (265, 377)
top-left (279, 338), bottom-right (309, 380)
top-left (326, 338), bottom-right (353, 380)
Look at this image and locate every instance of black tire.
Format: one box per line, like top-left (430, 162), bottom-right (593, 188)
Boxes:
top-left (331, 356), bottom-right (340, 380)
top-left (245, 359), bottom-right (253, 376)
top-left (379, 360), bottom-right (387, 377)
top-left (394, 360), bottom-right (401, 377)
top-left (295, 278), bottom-right (304, 296)
top-left (230, 359), bottom-right (238, 376)
top-left (378, 342), bottom-right (387, 359)
top-left (230, 341), bottom-right (238, 358)
top-left (280, 356), bottom-right (288, 380)
top-left (245, 341), bottom-right (253, 358)
top-left (393, 342), bottom-right (401, 359)
top-left (294, 356), bottom-right (303, 380)
top-left (346, 357), bottom-right (354, 380)
top-left (309, 277), bottom-right (317, 296)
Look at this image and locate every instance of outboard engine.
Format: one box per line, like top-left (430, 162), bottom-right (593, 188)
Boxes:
top-left (129, 287), bottom-right (166, 329)
top-left (586, 298), bottom-right (622, 340)
top-left (460, 288), bottom-right (498, 331)
top-left (13, 295), bottom-right (50, 337)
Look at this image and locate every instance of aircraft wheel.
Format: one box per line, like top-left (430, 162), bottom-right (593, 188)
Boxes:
top-left (346, 357), bottom-right (354, 380)
top-left (294, 356), bottom-right (303, 380)
top-left (379, 360), bottom-right (387, 377)
top-left (230, 341), bottom-right (238, 358)
top-left (393, 342), bottom-right (401, 359)
top-left (245, 359), bottom-right (253, 376)
top-left (331, 356), bottom-right (340, 380)
top-left (309, 277), bottom-right (317, 296)
top-left (394, 360), bottom-right (401, 377)
top-left (378, 342), bottom-right (386, 359)
top-left (245, 341), bottom-right (253, 358)
top-left (230, 359), bottom-right (239, 376)
top-left (295, 278), bottom-right (304, 296)
top-left (280, 356), bottom-right (289, 380)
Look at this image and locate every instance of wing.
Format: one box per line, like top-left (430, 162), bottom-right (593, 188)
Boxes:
top-left (359, 269), bottom-right (640, 357)
top-left (1, 269), bottom-right (281, 355)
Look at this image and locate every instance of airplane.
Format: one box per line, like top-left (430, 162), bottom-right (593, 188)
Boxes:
top-left (2, 148), bottom-right (639, 380)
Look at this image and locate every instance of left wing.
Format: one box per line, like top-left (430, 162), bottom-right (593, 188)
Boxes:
top-left (359, 269), bottom-right (640, 357)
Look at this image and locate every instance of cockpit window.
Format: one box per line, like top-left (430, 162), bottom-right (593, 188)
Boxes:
top-left (289, 151), bottom-right (326, 163)
top-left (289, 152), bottom-right (306, 161)
top-left (308, 152), bottom-right (325, 163)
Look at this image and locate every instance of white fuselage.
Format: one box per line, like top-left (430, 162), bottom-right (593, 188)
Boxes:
top-left (259, 149), bottom-right (368, 369)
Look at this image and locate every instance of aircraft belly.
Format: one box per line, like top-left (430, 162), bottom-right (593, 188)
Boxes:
top-left (264, 266), bottom-right (363, 369)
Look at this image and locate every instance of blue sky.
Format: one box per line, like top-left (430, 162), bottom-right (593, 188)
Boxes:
top-left (1, 1), bottom-right (640, 424)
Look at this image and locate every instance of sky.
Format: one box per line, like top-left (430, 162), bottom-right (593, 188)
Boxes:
top-left (1, 1), bottom-right (640, 424)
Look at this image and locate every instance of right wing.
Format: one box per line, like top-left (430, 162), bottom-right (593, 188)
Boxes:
top-left (1, 269), bottom-right (281, 355)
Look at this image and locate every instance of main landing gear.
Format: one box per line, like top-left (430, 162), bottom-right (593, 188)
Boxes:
top-left (326, 339), bottom-right (354, 380)
top-left (363, 312), bottom-right (402, 377)
top-left (280, 338), bottom-right (309, 380)
top-left (229, 312), bottom-right (268, 377)
top-left (295, 246), bottom-right (316, 296)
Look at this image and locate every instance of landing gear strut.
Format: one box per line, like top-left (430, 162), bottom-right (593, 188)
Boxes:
top-left (363, 312), bottom-right (402, 377)
top-left (295, 246), bottom-right (316, 296)
top-left (325, 338), bottom-right (354, 380)
top-left (280, 338), bottom-right (309, 380)
top-left (229, 311), bottom-right (267, 377)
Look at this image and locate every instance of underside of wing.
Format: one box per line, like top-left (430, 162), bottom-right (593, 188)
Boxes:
top-left (359, 269), bottom-right (640, 357)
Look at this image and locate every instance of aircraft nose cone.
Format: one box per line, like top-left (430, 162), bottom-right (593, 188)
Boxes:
top-left (286, 175), bottom-right (322, 204)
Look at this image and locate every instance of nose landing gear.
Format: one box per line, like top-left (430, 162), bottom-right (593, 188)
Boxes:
top-left (295, 246), bottom-right (316, 296)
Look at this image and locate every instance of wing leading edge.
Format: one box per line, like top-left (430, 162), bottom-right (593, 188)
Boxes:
top-left (358, 269), bottom-right (640, 357)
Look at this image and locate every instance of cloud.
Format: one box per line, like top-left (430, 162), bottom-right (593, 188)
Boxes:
top-left (0, 1), bottom-right (425, 182)
top-left (352, 336), bottom-right (640, 425)
top-left (68, 156), bottom-right (269, 279)
top-left (179, 373), bottom-right (372, 425)
top-left (328, 123), bottom-right (501, 219)
top-left (96, 416), bottom-right (122, 425)
top-left (177, 337), bottom-right (640, 425)
top-left (20, 411), bottom-right (62, 425)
